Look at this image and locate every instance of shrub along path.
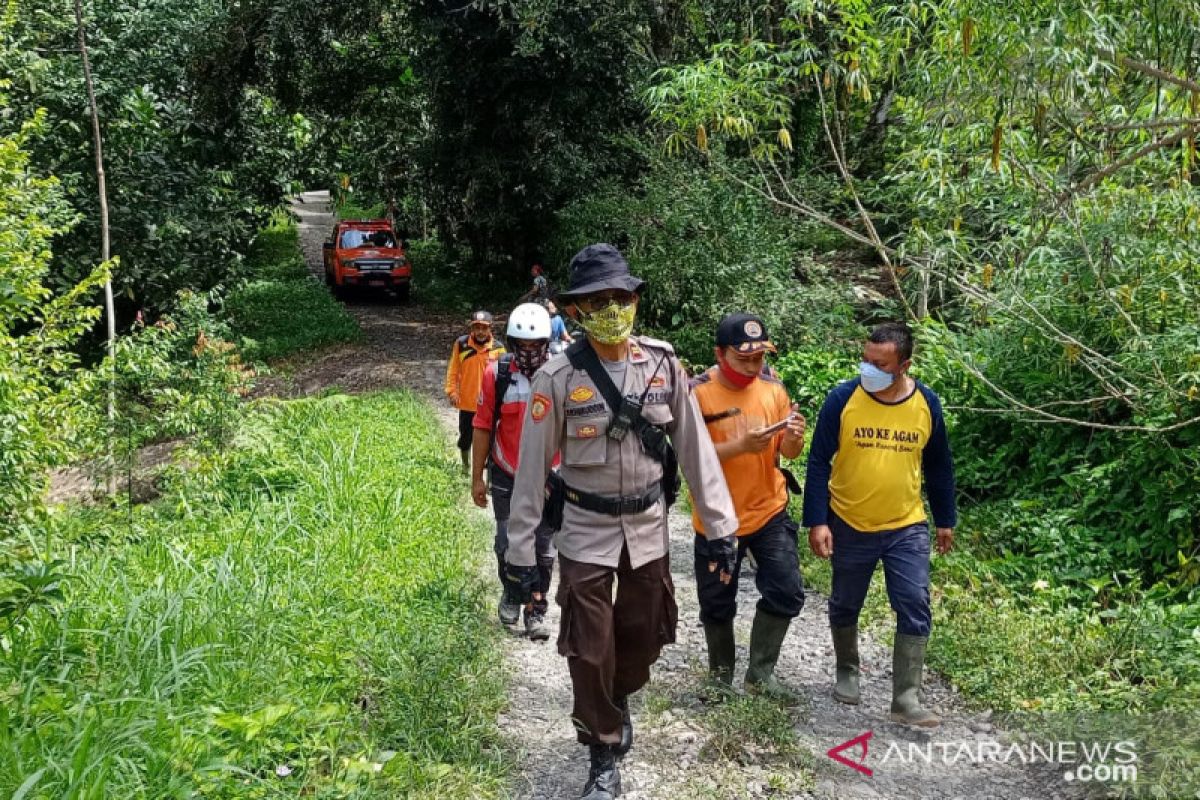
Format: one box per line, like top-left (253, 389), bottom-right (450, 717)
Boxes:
top-left (291, 194), bottom-right (1081, 799)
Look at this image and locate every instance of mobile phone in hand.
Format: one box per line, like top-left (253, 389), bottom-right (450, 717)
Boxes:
top-left (761, 413), bottom-right (797, 435)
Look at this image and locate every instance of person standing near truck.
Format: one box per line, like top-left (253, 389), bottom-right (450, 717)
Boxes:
top-left (445, 310), bottom-right (505, 474)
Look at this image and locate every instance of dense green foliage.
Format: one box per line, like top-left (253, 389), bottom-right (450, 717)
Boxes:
top-left (4, 0), bottom-right (1198, 784)
top-left (0, 111), bottom-right (103, 533)
top-left (549, 149), bottom-right (869, 364)
top-left (224, 217), bottom-right (361, 362)
top-left (645, 0), bottom-right (1200, 582)
top-left (0, 393), bottom-right (508, 798)
top-left (2, 0), bottom-right (308, 319)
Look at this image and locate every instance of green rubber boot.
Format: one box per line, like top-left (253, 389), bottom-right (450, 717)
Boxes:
top-left (889, 633), bottom-right (940, 727)
top-left (831, 625), bottom-right (861, 705)
top-left (703, 620), bottom-right (736, 689)
top-left (744, 610), bottom-right (799, 702)
top-left (700, 618), bottom-right (734, 700)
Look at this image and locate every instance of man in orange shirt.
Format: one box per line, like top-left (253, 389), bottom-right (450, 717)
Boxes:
top-left (691, 312), bottom-right (806, 698)
top-left (445, 310), bottom-right (506, 474)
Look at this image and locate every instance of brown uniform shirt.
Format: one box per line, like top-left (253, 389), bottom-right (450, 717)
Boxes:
top-left (507, 335), bottom-right (738, 569)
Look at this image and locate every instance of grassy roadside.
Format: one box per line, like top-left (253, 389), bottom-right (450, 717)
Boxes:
top-left (1, 392), bottom-right (508, 798)
top-left (225, 214), bottom-right (362, 363)
top-left (798, 509), bottom-right (1200, 720)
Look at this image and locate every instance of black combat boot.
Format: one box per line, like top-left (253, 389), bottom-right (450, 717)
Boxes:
top-left (612, 696), bottom-right (633, 757)
top-left (579, 744), bottom-right (622, 799)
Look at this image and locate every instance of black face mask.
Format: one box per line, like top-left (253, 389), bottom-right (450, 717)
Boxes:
top-left (512, 341), bottom-right (550, 378)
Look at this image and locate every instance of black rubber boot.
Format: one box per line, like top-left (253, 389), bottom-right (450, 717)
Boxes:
top-left (459, 448), bottom-right (470, 476)
top-left (579, 744), bottom-right (622, 799)
top-left (613, 696), bottom-right (633, 757)
top-left (831, 625), bottom-right (861, 705)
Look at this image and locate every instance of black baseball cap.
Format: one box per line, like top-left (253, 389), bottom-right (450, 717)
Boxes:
top-left (557, 243), bottom-right (645, 299)
top-left (716, 312), bottom-right (776, 354)
top-left (469, 310), bottom-right (494, 325)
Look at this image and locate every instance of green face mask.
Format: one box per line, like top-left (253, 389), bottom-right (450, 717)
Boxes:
top-left (577, 301), bottom-right (637, 345)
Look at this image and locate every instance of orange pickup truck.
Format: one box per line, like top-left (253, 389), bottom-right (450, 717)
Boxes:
top-left (323, 219), bottom-right (412, 301)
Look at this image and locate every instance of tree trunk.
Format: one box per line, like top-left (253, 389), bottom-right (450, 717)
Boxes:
top-left (73, 0), bottom-right (117, 494)
top-left (647, 0), bottom-right (674, 63)
top-left (856, 85), bottom-right (897, 176)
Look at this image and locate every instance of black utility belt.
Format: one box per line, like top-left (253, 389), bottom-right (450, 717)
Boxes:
top-left (562, 482), bottom-right (662, 516)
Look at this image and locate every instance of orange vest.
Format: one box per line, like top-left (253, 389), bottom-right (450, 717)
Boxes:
top-left (444, 334), bottom-right (505, 411)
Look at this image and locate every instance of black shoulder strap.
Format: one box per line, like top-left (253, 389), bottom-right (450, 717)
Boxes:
top-left (488, 354), bottom-right (516, 464)
top-left (565, 338), bottom-right (625, 416)
top-left (566, 339), bottom-right (679, 506)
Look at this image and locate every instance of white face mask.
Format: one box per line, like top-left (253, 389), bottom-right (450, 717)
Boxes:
top-left (859, 361), bottom-right (895, 393)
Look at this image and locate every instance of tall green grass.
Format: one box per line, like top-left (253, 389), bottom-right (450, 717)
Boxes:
top-left (0, 392), bottom-right (507, 798)
top-left (225, 216), bottom-right (361, 362)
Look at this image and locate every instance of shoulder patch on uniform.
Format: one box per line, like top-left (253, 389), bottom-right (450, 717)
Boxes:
top-left (530, 393), bottom-right (551, 422)
top-left (540, 353), bottom-right (572, 375)
top-left (634, 335), bottom-right (676, 355)
top-left (689, 366), bottom-right (716, 391)
top-left (569, 386), bottom-right (595, 403)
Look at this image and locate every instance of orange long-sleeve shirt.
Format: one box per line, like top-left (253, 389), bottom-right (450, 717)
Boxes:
top-left (444, 334), bottom-right (505, 411)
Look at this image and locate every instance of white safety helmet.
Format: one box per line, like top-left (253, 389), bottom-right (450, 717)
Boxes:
top-left (506, 302), bottom-right (552, 341)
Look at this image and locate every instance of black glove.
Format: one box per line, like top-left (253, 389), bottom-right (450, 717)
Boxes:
top-left (502, 562), bottom-right (539, 604)
top-left (707, 536), bottom-right (738, 580)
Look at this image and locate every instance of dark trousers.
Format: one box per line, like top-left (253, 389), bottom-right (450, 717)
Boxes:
top-left (693, 509), bottom-right (805, 625)
top-left (556, 548), bottom-right (677, 745)
top-left (827, 513), bottom-right (932, 636)
top-left (490, 465), bottom-right (555, 614)
top-left (457, 410), bottom-right (475, 451)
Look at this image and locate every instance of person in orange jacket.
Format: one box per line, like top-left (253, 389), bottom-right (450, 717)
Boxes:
top-left (445, 310), bottom-right (506, 474)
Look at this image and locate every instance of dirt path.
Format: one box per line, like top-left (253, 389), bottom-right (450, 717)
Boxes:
top-left (291, 192), bottom-right (1083, 800)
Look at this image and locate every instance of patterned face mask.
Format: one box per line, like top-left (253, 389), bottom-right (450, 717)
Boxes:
top-left (513, 341), bottom-right (550, 377)
top-left (576, 301), bottom-right (637, 345)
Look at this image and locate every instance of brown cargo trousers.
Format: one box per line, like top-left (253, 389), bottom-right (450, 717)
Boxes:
top-left (556, 547), bottom-right (678, 745)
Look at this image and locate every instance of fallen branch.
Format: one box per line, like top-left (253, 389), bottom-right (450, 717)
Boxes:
top-left (1099, 50), bottom-right (1200, 96)
top-left (1098, 117), bottom-right (1200, 132)
top-left (1062, 124), bottom-right (1198, 199)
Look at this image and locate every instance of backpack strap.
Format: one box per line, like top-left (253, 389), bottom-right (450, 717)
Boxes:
top-left (487, 354), bottom-right (516, 470)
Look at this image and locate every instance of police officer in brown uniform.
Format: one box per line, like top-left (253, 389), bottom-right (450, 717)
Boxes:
top-left (503, 244), bottom-right (738, 800)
